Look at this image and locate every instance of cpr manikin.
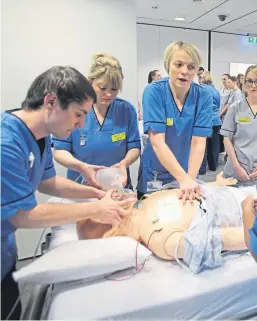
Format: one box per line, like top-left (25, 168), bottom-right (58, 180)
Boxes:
top-left (77, 174), bottom-right (252, 273)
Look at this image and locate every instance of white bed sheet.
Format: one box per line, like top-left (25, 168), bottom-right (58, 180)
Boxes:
top-left (46, 252), bottom-right (257, 320)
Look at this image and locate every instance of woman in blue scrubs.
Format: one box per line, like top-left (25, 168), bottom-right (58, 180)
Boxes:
top-left (53, 53), bottom-right (141, 189)
top-left (137, 41), bottom-right (213, 202)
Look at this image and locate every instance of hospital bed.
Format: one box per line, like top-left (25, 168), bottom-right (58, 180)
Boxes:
top-left (21, 196), bottom-right (257, 320)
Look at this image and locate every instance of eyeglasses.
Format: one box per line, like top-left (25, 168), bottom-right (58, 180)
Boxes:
top-left (245, 78), bottom-right (257, 87)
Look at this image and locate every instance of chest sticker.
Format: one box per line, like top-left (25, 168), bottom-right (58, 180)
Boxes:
top-left (166, 118), bottom-right (174, 126)
top-left (111, 132), bottom-right (126, 142)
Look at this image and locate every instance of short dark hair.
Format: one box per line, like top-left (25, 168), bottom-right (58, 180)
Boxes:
top-left (148, 70), bottom-right (159, 84)
top-left (22, 66), bottom-right (97, 110)
top-left (222, 73), bottom-right (230, 78)
top-left (198, 67), bottom-right (204, 72)
top-left (228, 76), bottom-right (237, 82)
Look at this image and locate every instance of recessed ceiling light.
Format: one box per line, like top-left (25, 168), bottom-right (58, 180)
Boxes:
top-left (175, 17), bottom-right (185, 21)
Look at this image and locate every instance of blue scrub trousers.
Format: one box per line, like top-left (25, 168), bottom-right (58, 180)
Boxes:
top-left (1, 263), bottom-right (22, 320)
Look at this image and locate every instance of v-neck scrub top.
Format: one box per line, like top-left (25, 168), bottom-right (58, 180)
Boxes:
top-left (52, 98), bottom-right (141, 185)
top-left (220, 98), bottom-right (257, 186)
top-left (137, 78), bottom-right (213, 194)
top-left (1, 110), bottom-right (56, 279)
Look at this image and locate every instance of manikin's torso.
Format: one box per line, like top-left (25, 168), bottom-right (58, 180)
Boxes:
top-left (77, 189), bottom-right (198, 242)
top-left (77, 185), bottom-right (247, 260)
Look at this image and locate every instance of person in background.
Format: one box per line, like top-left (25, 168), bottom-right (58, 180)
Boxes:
top-left (242, 196), bottom-right (257, 262)
top-left (237, 73), bottom-right (245, 91)
top-left (219, 73), bottom-right (231, 104)
top-left (219, 73), bottom-right (231, 154)
top-left (137, 41), bottom-right (213, 202)
top-left (1, 66), bottom-right (135, 320)
top-left (220, 76), bottom-right (242, 118)
top-left (197, 66), bottom-right (204, 84)
top-left (148, 69), bottom-right (162, 84)
top-left (220, 65), bottom-right (257, 186)
top-left (199, 71), bottom-right (221, 174)
top-left (53, 53), bottom-right (141, 190)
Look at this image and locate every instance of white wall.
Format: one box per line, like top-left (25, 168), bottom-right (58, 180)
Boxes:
top-left (2, 0), bottom-right (137, 110)
top-left (2, 0), bottom-right (137, 258)
top-left (137, 24), bottom-right (209, 105)
top-left (137, 24), bottom-right (257, 96)
top-left (211, 33), bottom-right (257, 89)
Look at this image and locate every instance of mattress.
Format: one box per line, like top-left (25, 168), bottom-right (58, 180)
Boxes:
top-left (45, 195), bottom-right (257, 320)
top-left (46, 252), bottom-right (257, 320)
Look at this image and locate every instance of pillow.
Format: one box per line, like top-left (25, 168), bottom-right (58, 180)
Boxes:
top-left (50, 224), bottom-right (78, 250)
top-left (48, 196), bottom-right (98, 249)
top-left (13, 237), bottom-right (152, 284)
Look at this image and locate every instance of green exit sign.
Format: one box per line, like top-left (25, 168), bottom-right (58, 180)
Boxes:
top-left (248, 37), bottom-right (257, 43)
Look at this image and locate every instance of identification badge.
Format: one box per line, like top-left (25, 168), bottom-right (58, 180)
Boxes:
top-left (147, 180), bottom-right (163, 192)
top-left (166, 118), bottom-right (173, 126)
top-left (239, 117), bottom-right (251, 123)
top-left (80, 134), bottom-right (86, 146)
top-left (112, 132), bottom-right (126, 142)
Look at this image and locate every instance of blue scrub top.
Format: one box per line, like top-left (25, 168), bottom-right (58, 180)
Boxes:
top-left (202, 84), bottom-right (222, 127)
top-left (52, 98), bottom-right (141, 187)
top-left (137, 78), bottom-right (213, 194)
top-left (1, 110), bottom-right (56, 280)
top-left (249, 216), bottom-right (257, 255)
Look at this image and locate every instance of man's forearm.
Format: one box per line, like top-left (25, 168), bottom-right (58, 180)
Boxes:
top-left (188, 137), bottom-right (206, 179)
top-left (38, 176), bottom-right (103, 200)
top-left (10, 202), bottom-right (100, 229)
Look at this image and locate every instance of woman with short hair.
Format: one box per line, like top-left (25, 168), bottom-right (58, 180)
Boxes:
top-left (137, 41), bottom-right (213, 202)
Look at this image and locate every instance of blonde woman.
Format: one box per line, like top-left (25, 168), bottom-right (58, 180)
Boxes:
top-left (137, 41), bottom-right (213, 202)
top-left (220, 65), bottom-right (257, 186)
top-left (53, 53), bottom-right (141, 189)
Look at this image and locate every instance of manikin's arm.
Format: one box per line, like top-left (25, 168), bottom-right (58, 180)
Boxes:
top-left (207, 171), bottom-right (237, 186)
top-left (143, 226), bottom-right (246, 261)
top-left (220, 228), bottom-right (247, 251)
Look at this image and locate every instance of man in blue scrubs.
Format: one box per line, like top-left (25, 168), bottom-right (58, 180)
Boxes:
top-left (242, 196), bottom-right (257, 262)
top-left (1, 66), bottom-right (135, 320)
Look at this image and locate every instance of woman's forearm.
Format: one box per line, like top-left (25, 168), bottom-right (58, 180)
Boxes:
top-left (188, 136), bottom-right (206, 179)
top-left (151, 139), bottom-right (187, 182)
top-left (122, 148), bottom-right (140, 168)
top-left (224, 137), bottom-right (240, 167)
top-left (53, 149), bottom-right (86, 172)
